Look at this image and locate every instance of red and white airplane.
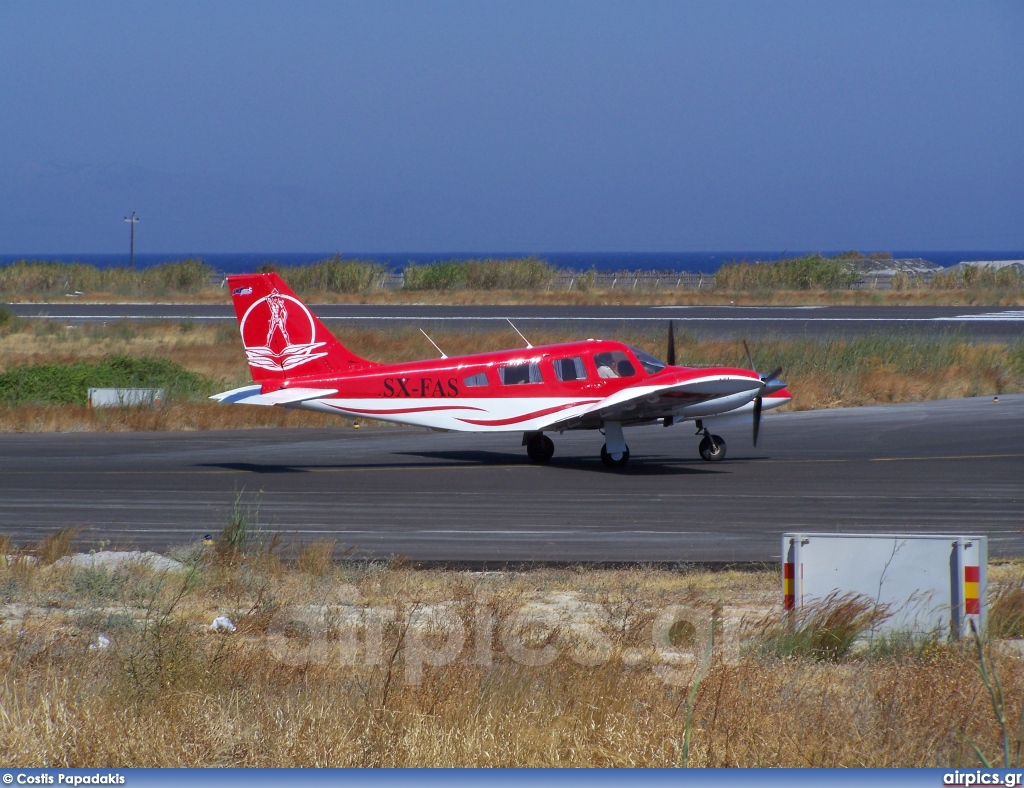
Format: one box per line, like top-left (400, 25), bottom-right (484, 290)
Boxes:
top-left (213, 272), bottom-right (791, 467)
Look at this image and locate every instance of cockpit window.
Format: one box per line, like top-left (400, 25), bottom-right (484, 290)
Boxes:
top-left (593, 351), bottom-right (636, 378)
top-left (463, 372), bottom-right (489, 387)
top-left (628, 346), bottom-right (667, 375)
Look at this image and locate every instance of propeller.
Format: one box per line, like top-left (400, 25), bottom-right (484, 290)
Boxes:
top-left (667, 321), bottom-right (676, 366)
top-left (742, 340), bottom-right (785, 446)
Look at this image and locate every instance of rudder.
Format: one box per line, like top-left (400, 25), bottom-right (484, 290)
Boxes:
top-left (227, 273), bottom-right (374, 383)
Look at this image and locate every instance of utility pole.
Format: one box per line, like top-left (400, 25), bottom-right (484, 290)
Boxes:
top-left (124, 211), bottom-right (139, 270)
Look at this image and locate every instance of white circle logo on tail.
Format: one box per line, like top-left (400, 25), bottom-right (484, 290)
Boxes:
top-left (240, 289), bottom-right (327, 372)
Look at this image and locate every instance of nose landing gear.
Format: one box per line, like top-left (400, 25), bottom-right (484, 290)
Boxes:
top-left (697, 426), bottom-right (726, 462)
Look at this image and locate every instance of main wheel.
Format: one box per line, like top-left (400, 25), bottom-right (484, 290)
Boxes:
top-left (526, 433), bottom-right (555, 464)
top-left (698, 434), bottom-right (726, 462)
top-left (600, 443), bottom-right (630, 468)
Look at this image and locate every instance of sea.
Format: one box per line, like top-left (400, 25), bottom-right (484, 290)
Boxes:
top-left (1, 250), bottom-right (1022, 274)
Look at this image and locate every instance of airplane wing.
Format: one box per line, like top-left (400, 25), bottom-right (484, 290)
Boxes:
top-left (535, 369), bottom-right (764, 431)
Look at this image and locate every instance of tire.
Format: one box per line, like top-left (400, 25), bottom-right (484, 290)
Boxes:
top-left (526, 434), bottom-right (555, 464)
top-left (600, 443), bottom-right (630, 468)
top-left (698, 434), bottom-right (726, 462)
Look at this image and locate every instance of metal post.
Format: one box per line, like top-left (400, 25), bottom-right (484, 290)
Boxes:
top-left (124, 212), bottom-right (138, 270)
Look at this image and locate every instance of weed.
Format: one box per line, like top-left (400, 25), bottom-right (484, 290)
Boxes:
top-left (216, 488), bottom-right (262, 560)
top-left (32, 527), bottom-right (78, 565)
top-left (748, 592), bottom-right (891, 661)
top-left (71, 567), bottom-right (131, 601)
top-left (296, 539), bottom-right (337, 578)
top-left (989, 582), bottom-right (1024, 640)
top-left (862, 629), bottom-right (949, 661)
top-left (116, 566), bottom-right (205, 697)
top-left (967, 620), bottom-right (1024, 767)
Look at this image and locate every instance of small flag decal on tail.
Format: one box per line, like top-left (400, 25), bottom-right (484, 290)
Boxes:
top-left (232, 286), bottom-right (253, 296)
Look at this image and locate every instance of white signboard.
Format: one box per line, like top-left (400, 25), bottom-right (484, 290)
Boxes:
top-left (782, 533), bottom-right (986, 639)
top-left (87, 388), bottom-right (166, 408)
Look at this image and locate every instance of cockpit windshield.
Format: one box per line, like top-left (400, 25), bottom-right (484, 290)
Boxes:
top-left (628, 346), bottom-right (667, 375)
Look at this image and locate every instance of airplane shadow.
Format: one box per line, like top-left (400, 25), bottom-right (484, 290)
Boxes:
top-left (396, 450), bottom-right (727, 476)
top-left (199, 452), bottom-right (745, 476)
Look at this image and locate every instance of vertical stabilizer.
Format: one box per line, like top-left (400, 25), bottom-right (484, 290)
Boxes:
top-left (227, 273), bottom-right (374, 383)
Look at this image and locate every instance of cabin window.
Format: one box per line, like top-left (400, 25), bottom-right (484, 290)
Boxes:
top-left (463, 372), bottom-right (489, 387)
top-left (553, 356), bottom-right (587, 382)
top-left (593, 351), bottom-right (637, 379)
top-left (499, 362), bottom-right (542, 385)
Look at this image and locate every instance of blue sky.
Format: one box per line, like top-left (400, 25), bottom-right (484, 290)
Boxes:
top-left (1, 1), bottom-right (1021, 254)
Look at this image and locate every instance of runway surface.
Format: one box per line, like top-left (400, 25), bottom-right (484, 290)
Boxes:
top-left (9, 302), bottom-right (1024, 341)
top-left (2, 395), bottom-right (1021, 562)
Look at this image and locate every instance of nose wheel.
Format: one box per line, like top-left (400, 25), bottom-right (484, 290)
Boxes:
top-left (698, 431), bottom-right (726, 462)
top-left (525, 433), bottom-right (555, 464)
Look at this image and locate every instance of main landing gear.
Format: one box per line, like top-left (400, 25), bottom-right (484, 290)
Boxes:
top-left (524, 432), bottom-right (555, 464)
top-left (600, 420), bottom-right (630, 468)
top-left (600, 444), bottom-right (630, 468)
top-left (696, 422), bottom-right (726, 462)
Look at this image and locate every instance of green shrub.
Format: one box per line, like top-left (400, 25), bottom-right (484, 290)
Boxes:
top-left (0, 356), bottom-right (212, 406)
top-left (403, 257), bottom-right (556, 291)
top-left (0, 259), bottom-right (214, 296)
top-left (273, 256), bottom-right (387, 294)
top-left (714, 255), bottom-right (860, 291)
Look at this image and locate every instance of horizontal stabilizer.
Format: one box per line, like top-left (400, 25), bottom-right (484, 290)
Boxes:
top-left (210, 385), bottom-right (337, 406)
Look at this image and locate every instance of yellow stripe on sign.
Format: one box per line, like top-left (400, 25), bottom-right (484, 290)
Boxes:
top-left (783, 579), bottom-right (793, 595)
top-left (965, 582), bottom-right (979, 599)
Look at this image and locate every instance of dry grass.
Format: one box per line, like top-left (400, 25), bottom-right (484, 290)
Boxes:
top-left (0, 320), bottom-right (1021, 431)
top-left (1, 545), bottom-right (1023, 767)
top-left (22, 289), bottom-right (1021, 307)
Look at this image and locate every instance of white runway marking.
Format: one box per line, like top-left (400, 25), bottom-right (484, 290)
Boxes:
top-left (934, 310), bottom-right (1024, 321)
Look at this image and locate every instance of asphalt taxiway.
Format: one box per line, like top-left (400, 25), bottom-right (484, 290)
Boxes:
top-left (9, 303), bottom-right (1024, 341)
top-left (1, 395), bottom-right (1020, 562)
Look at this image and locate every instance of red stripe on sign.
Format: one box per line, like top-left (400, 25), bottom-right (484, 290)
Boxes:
top-left (966, 598), bottom-right (981, 615)
top-left (965, 565), bottom-right (980, 582)
top-left (783, 563), bottom-right (794, 579)
top-left (784, 595), bottom-right (794, 611)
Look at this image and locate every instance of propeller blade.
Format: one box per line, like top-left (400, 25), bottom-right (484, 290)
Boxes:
top-left (742, 339), bottom-right (756, 372)
top-left (667, 321), bottom-right (676, 366)
top-left (753, 395), bottom-right (762, 447)
top-left (762, 366), bottom-right (783, 383)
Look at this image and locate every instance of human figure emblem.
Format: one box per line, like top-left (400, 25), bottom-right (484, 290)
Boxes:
top-left (266, 288), bottom-right (292, 347)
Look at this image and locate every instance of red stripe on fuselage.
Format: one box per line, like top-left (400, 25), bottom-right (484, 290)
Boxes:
top-left (324, 403), bottom-right (485, 415)
top-left (455, 400), bottom-right (600, 426)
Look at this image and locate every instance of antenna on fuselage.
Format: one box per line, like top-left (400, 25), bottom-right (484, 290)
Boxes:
top-left (419, 328), bottom-right (448, 359)
top-left (505, 318), bottom-right (533, 348)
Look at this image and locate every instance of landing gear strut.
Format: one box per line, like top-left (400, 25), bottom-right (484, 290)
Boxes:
top-left (697, 426), bottom-right (726, 462)
top-left (524, 432), bottom-right (555, 464)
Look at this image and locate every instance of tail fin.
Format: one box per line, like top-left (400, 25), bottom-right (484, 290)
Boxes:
top-left (226, 272), bottom-right (374, 383)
